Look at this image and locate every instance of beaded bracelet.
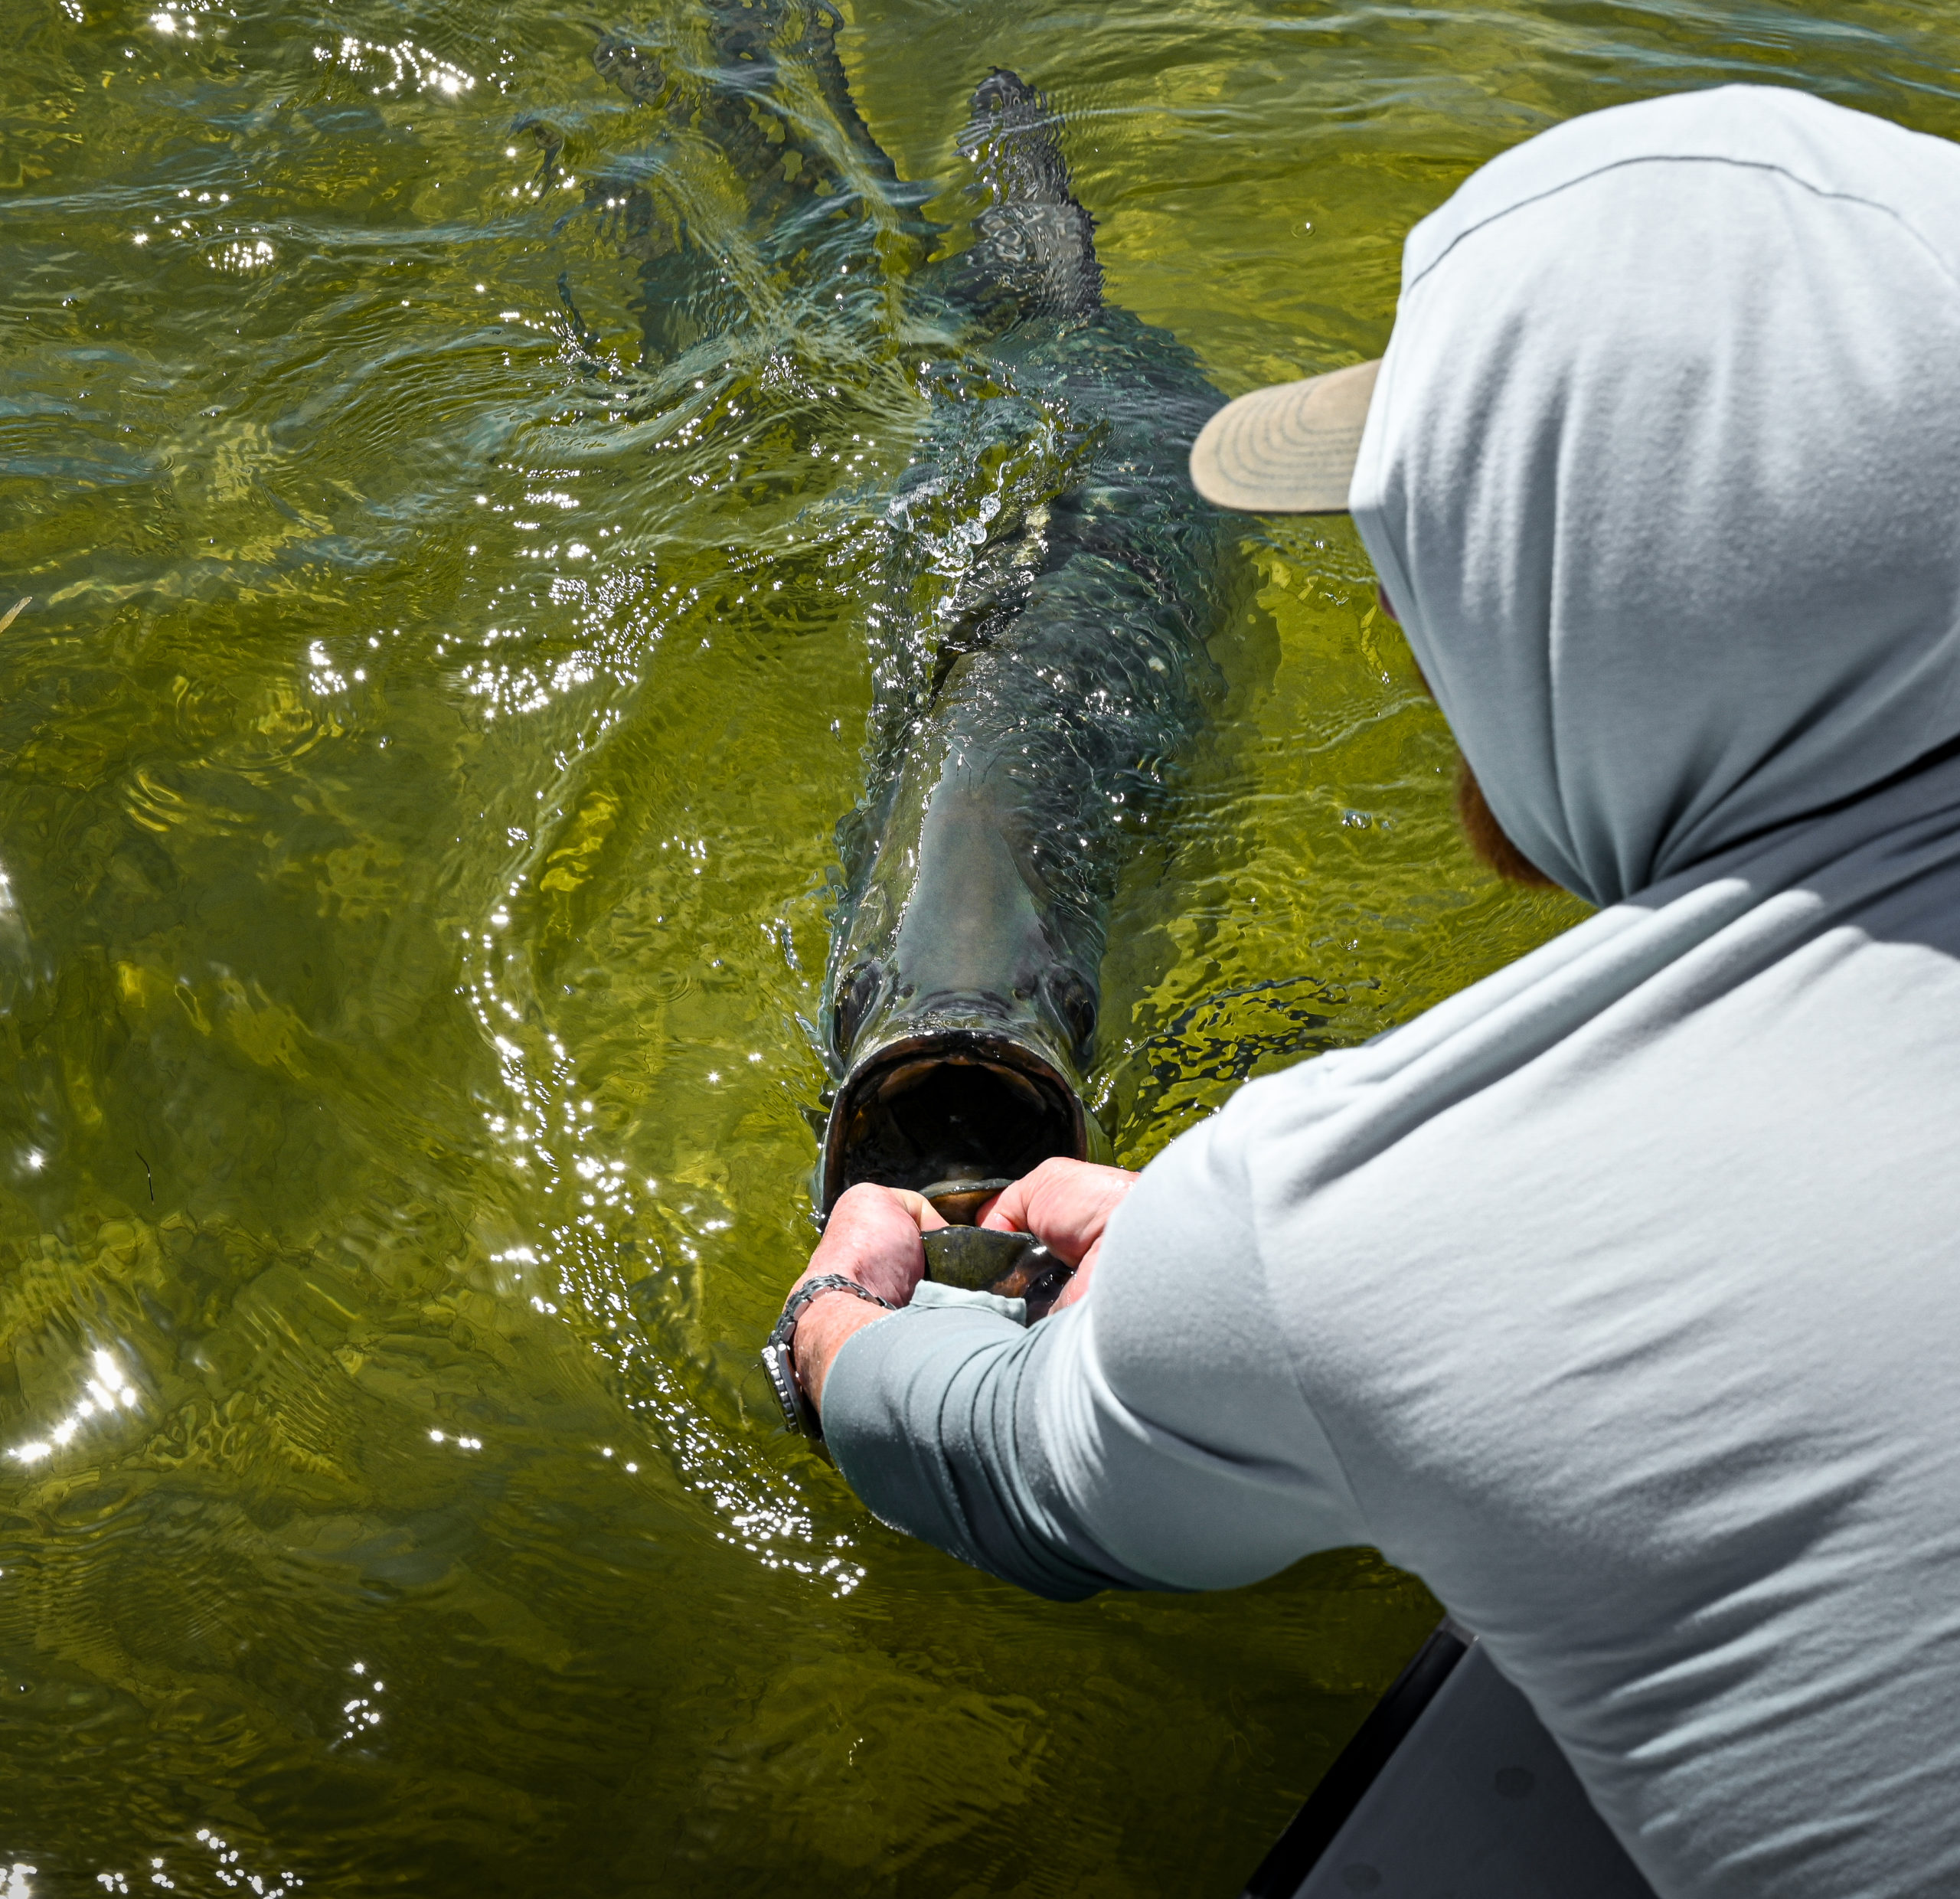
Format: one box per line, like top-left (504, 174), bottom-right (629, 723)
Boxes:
top-left (760, 1274), bottom-right (897, 1439)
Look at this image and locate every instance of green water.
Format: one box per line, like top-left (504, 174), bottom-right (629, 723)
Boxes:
top-left (2, 1), bottom-right (1955, 1892)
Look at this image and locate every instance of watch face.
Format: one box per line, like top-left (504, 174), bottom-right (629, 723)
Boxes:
top-left (760, 1341), bottom-right (815, 1437)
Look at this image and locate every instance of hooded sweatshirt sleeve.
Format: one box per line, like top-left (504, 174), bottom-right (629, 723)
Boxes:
top-left (821, 1112), bottom-right (1368, 1597)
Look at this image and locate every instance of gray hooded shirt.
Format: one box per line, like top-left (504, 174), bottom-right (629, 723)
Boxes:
top-left (823, 86), bottom-right (1960, 1899)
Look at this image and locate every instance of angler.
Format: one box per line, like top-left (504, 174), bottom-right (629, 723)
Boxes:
top-left (781, 85), bottom-right (1960, 1899)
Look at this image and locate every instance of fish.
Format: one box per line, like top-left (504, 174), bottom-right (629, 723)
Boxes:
top-left (590, 6), bottom-right (1229, 1231)
top-left (819, 71), bottom-right (1229, 1220)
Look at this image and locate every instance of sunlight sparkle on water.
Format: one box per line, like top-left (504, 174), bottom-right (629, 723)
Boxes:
top-left (10, 1348), bottom-right (141, 1465)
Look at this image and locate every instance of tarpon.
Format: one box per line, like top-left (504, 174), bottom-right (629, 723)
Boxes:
top-left (590, 7), bottom-right (1228, 1224)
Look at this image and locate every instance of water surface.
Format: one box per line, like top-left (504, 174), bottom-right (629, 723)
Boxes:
top-left (2, 2), bottom-right (1955, 1893)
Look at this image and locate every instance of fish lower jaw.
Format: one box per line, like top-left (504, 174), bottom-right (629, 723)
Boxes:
top-left (818, 1022), bottom-right (1099, 1216)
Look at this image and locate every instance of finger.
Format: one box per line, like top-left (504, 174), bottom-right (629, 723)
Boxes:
top-left (975, 1183), bottom-right (1024, 1232)
top-left (825, 1181), bottom-right (932, 1236)
top-left (890, 1187), bottom-right (950, 1232)
top-left (976, 1155), bottom-right (1079, 1233)
top-left (978, 1158), bottom-right (1137, 1261)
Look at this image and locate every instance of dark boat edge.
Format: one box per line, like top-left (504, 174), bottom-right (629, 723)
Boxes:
top-left (1240, 1619), bottom-right (1472, 1899)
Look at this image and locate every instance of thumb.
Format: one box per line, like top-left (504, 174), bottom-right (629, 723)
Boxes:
top-left (888, 1187), bottom-right (949, 1232)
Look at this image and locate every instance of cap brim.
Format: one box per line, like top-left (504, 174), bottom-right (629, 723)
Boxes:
top-left (1189, 358), bottom-right (1380, 514)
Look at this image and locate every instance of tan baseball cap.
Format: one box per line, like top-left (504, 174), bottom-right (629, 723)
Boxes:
top-left (1188, 358), bottom-right (1381, 514)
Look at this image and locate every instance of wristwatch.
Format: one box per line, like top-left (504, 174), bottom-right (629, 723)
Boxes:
top-left (760, 1274), bottom-right (897, 1439)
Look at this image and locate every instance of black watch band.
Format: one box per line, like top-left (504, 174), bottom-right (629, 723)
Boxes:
top-left (760, 1274), bottom-right (897, 1440)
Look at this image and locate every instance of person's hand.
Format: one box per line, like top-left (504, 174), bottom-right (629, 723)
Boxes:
top-left (977, 1157), bottom-right (1138, 1313)
top-left (787, 1184), bottom-right (946, 1415)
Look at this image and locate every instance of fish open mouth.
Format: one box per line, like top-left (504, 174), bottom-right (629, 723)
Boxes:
top-left (818, 1028), bottom-right (1089, 1215)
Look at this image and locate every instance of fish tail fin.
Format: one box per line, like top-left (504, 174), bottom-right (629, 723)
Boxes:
top-left (950, 68), bottom-right (1103, 320)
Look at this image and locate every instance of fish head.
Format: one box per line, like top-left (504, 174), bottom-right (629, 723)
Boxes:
top-left (818, 751), bottom-right (1110, 1214)
top-left (817, 1005), bottom-right (1102, 1218)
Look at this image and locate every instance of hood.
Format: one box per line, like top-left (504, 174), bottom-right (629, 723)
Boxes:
top-left (1351, 85), bottom-right (1960, 907)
